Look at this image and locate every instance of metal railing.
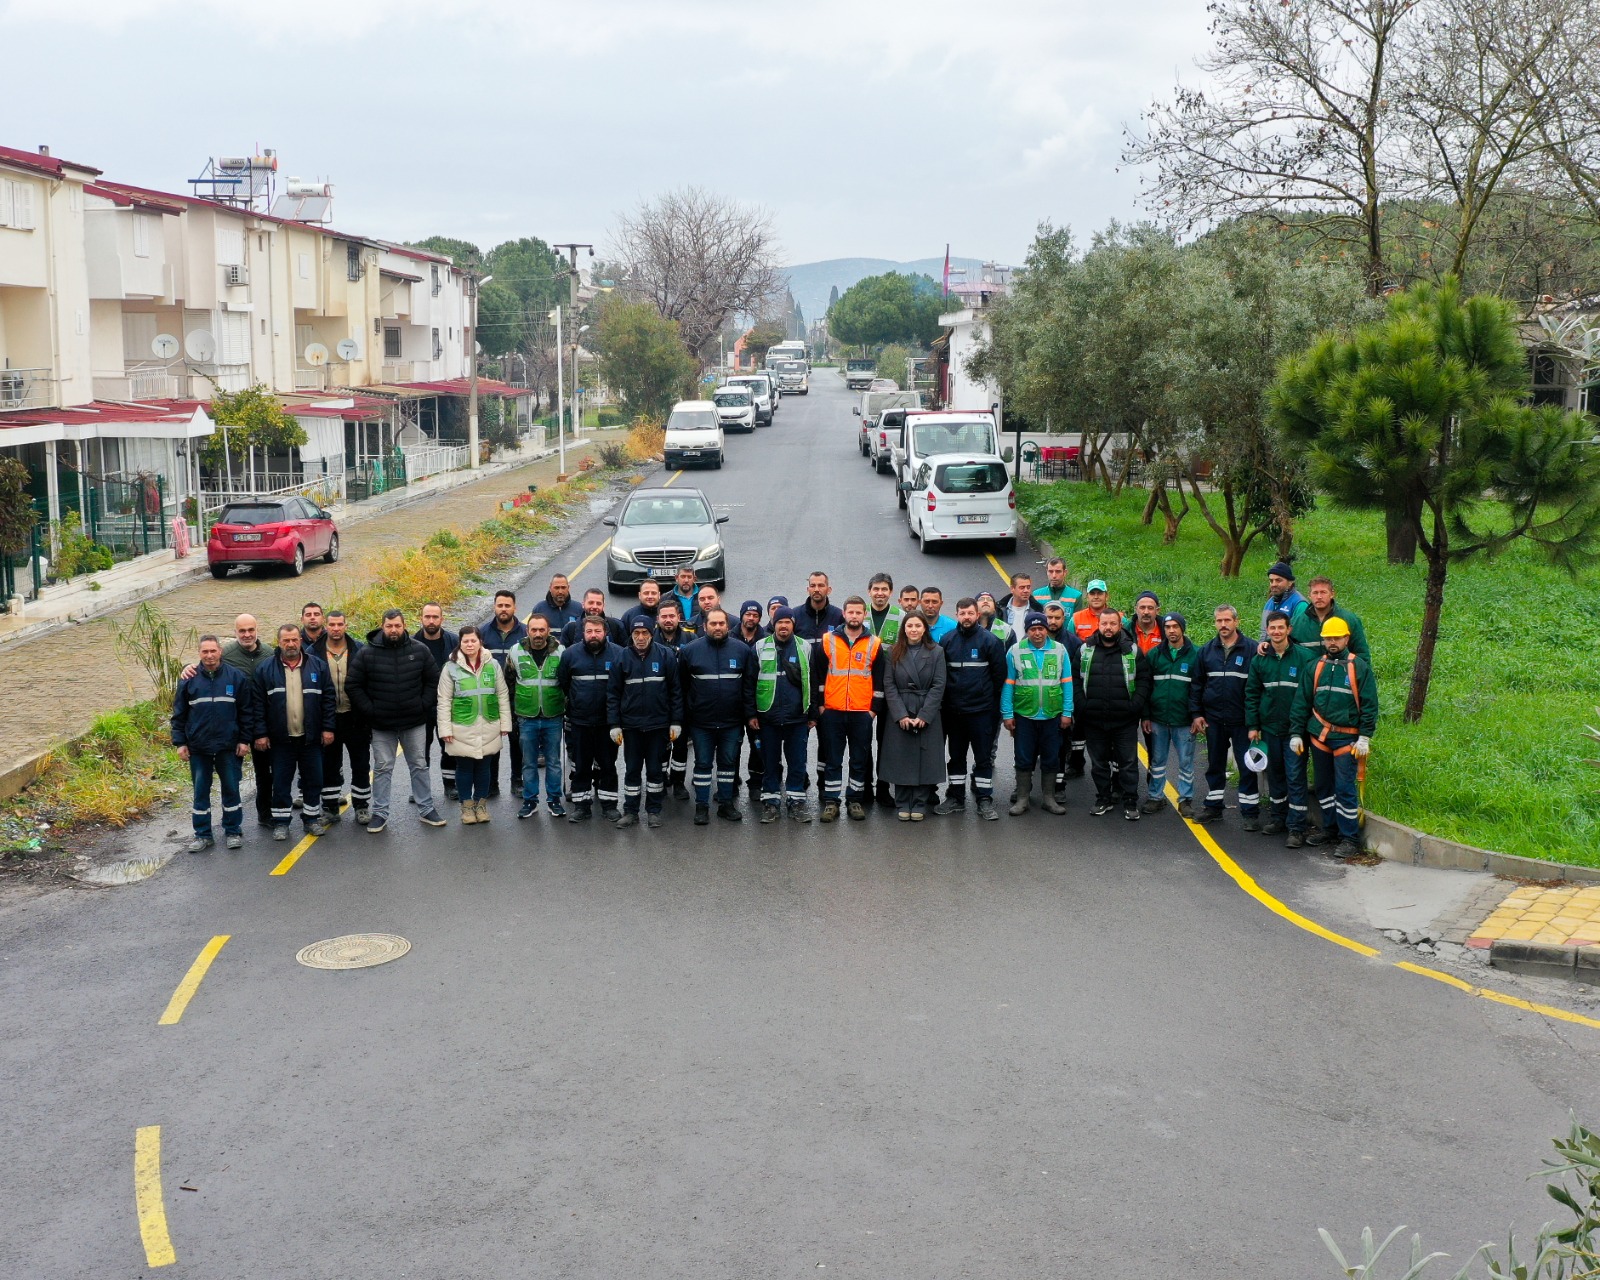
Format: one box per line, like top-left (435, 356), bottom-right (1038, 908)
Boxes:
top-left (381, 360), bottom-right (417, 382)
top-left (197, 472), bottom-right (342, 526)
top-left (0, 367), bottom-right (56, 410)
top-left (93, 364), bottom-right (182, 400)
top-left (0, 523), bottom-right (46, 609)
top-left (85, 476), bottom-right (169, 559)
top-left (294, 366), bottom-right (327, 391)
top-left (403, 443), bottom-right (470, 482)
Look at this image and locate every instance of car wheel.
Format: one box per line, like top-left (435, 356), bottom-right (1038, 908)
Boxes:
top-left (324, 533), bottom-right (340, 564)
top-left (896, 483), bottom-right (907, 510)
top-left (876, 456), bottom-right (890, 475)
top-left (209, 563), bottom-right (229, 580)
top-left (919, 526), bottom-right (933, 555)
top-left (908, 515), bottom-right (919, 541)
top-left (289, 544), bottom-right (305, 576)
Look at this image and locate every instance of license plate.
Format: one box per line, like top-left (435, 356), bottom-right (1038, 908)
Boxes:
top-left (651, 567), bottom-right (678, 579)
top-left (233, 532), bottom-right (263, 541)
top-left (957, 515), bottom-right (989, 524)
top-left (680, 450), bottom-right (701, 457)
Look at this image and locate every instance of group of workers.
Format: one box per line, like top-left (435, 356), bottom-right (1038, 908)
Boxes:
top-left (169, 557), bottom-right (1377, 858)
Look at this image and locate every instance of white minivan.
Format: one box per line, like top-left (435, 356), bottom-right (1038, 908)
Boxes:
top-left (664, 400), bottom-right (725, 470)
top-left (723, 373), bottom-right (776, 425)
top-left (902, 454), bottom-right (1018, 554)
top-left (713, 385), bottom-right (756, 433)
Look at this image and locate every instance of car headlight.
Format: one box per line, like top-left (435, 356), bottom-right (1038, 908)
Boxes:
top-left (697, 543), bottom-right (721, 561)
top-left (609, 545), bottom-right (634, 564)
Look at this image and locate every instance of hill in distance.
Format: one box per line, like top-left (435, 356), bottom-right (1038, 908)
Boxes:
top-left (784, 256), bottom-right (987, 327)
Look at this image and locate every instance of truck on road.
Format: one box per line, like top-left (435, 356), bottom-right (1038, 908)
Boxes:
top-left (844, 357), bottom-right (877, 390)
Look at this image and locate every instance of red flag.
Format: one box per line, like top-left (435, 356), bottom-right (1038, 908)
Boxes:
top-left (943, 244), bottom-right (950, 297)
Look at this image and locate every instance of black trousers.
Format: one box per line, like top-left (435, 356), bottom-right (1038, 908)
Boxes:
top-left (622, 728), bottom-right (670, 814)
top-left (321, 711), bottom-right (371, 814)
top-left (566, 723), bottom-right (619, 810)
top-left (248, 743), bottom-right (274, 823)
top-left (944, 708), bottom-right (999, 799)
top-left (1084, 721), bottom-right (1140, 806)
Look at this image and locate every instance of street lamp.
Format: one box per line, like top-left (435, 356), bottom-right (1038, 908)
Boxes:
top-left (468, 273), bottom-right (493, 469)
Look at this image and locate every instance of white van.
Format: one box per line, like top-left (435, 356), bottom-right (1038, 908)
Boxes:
top-left (664, 400), bottom-right (725, 470)
top-left (723, 373), bottom-right (776, 425)
top-left (713, 385), bottom-right (756, 433)
top-left (902, 454), bottom-right (1018, 554)
top-left (893, 409), bottom-right (1007, 508)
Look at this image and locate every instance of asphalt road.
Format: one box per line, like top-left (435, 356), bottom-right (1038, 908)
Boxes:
top-left (4, 368), bottom-right (1598, 1279)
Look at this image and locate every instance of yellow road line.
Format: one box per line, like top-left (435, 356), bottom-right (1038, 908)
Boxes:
top-left (986, 552), bottom-right (1011, 586)
top-left (568, 536), bottom-right (611, 581)
top-left (134, 1126), bottom-right (176, 1267)
top-left (662, 469), bottom-right (684, 487)
top-left (268, 830), bottom-right (318, 877)
top-left (983, 546), bottom-right (1600, 1032)
top-left (157, 935), bottom-right (230, 1026)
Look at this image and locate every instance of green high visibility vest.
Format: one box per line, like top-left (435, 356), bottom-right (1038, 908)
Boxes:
top-left (755, 635), bottom-right (810, 714)
top-left (988, 616), bottom-right (1014, 644)
top-left (1012, 642), bottom-right (1066, 718)
top-left (869, 603), bottom-right (904, 645)
top-left (449, 662), bottom-right (501, 725)
top-left (1080, 641), bottom-right (1135, 694)
top-left (510, 642), bottom-right (565, 719)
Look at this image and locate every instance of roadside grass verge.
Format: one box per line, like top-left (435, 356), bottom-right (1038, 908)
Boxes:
top-left (0, 471), bottom-right (610, 864)
top-left (1018, 480), bottom-right (1600, 866)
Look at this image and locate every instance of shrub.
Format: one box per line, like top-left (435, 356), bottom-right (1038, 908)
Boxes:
top-left (626, 419), bottom-right (665, 462)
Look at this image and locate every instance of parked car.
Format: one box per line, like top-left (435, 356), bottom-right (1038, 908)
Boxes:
top-left (870, 406), bottom-right (915, 474)
top-left (207, 497), bottom-right (339, 578)
top-left (893, 409), bottom-right (1008, 509)
top-left (856, 388), bottom-right (923, 458)
top-left (664, 400), bottom-right (725, 469)
top-left (844, 358), bottom-right (877, 390)
top-left (902, 455), bottom-right (1018, 554)
top-left (711, 386), bottom-right (756, 434)
top-left (723, 373), bottom-right (776, 425)
top-left (604, 486), bottom-right (729, 594)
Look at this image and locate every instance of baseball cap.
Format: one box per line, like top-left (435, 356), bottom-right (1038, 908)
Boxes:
top-left (1087, 579), bottom-right (1108, 594)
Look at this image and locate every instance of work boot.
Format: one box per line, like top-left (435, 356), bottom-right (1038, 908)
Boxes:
top-left (1140, 797), bottom-right (1165, 814)
top-left (976, 797), bottom-right (999, 821)
top-left (788, 800), bottom-right (813, 822)
top-left (186, 836), bottom-right (214, 854)
top-left (1193, 807), bottom-right (1222, 824)
top-left (694, 804), bottom-right (711, 826)
top-left (820, 802), bottom-right (840, 823)
top-left (1177, 798), bottom-right (1196, 819)
top-left (1241, 814), bottom-right (1262, 833)
top-left (1331, 837), bottom-right (1364, 860)
top-left (1305, 827), bottom-right (1330, 846)
top-left (1261, 819), bottom-right (1287, 835)
top-left (717, 802), bottom-right (743, 822)
top-left (568, 805), bottom-right (592, 823)
top-left (615, 811), bottom-right (638, 829)
top-left (847, 801), bottom-right (867, 821)
top-left (225, 833), bottom-right (243, 849)
top-left (1040, 781), bottom-right (1067, 815)
top-left (272, 825), bottom-right (290, 841)
top-left (934, 792), bottom-right (966, 815)
top-left (1008, 771), bottom-right (1033, 816)
top-left (760, 803), bottom-right (780, 824)
top-left (307, 818), bottom-right (330, 837)
top-left (646, 812), bottom-right (663, 828)
top-left (601, 804), bottom-right (621, 822)
top-left (354, 808), bottom-right (371, 826)
top-left (1284, 830), bottom-right (1306, 848)
top-left (671, 779), bottom-right (690, 802)
top-left (460, 802), bottom-right (479, 825)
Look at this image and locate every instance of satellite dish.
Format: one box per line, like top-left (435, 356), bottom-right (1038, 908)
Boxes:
top-left (475, 341), bottom-right (483, 355)
top-left (335, 338), bottom-right (361, 362)
top-left (184, 330), bottom-right (216, 363)
top-left (304, 342), bottom-right (329, 367)
top-left (152, 333), bottom-right (180, 360)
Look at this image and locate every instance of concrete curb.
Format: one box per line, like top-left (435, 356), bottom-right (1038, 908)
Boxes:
top-left (1015, 508), bottom-right (1600, 895)
top-left (1489, 940), bottom-right (1600, 981)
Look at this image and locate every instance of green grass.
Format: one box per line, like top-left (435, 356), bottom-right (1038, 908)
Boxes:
top-left (1019, 481), bottom-right (1600, 866)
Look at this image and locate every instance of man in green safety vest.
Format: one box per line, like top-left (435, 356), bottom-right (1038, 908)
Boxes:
top-left (1001, 612), bottom-right (1074, 817)
top-left (506, 613), bottom-right (566, 820)
top-left (749, 606), bottom-right (822, 822)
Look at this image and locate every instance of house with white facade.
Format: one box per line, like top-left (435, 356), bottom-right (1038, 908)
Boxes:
top-left (933, 262), bottom-right (1011, 413)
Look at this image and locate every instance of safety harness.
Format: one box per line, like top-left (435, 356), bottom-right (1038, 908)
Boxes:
top-left (1309, 653), bottom-right (1368, 785)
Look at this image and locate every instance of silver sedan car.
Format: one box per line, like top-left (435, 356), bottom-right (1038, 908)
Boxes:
top-left (604, 487), bottom-right (729, 595)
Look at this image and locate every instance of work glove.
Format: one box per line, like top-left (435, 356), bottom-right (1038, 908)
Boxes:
top-left (1289, 736), bottom-right (1304, 756)
top-left (669, 725), bottom-right (681, 741)
top-left (1353, 736), bottom-right (1370, 758)
top-left (609, 728), bottom-right (623, 746)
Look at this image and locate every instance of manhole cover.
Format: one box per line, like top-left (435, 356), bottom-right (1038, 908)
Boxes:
top-left (295, 933), bottom-right (411, 970)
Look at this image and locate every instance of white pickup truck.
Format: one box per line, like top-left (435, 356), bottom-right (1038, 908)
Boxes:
top-left (892, 409), bottom-right (1011, 508)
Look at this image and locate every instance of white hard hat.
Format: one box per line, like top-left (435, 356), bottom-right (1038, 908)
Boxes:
top-left (1243, 744), bottom-right (1271, 773)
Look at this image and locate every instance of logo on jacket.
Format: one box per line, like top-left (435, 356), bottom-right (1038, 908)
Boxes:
top-left (1288, 666), bottom-right (1298, 676)
top-left (1180, 663), bottom-right (1188, 672)
top-left (728, 659), bottom-right (738, 669)
top-left (652, 662), bottom-right (659, 672)
top-left (1234, 656), bottom-right (1243, 666)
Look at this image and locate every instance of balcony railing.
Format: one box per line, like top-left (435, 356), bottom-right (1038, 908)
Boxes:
top-left (0, 367), bottom-right (56, 411)
top-left (402, 442), bottom-right (470, 482)
top-left (294, 366), bottom-right (327, 391)
top-left (381, 360), bottom-right (416, 382)
top-left (93, 364), bottom-right (181, 401)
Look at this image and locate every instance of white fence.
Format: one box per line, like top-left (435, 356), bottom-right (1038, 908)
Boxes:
top-left (198, 473), bottom-right (343, 525)
top-left (403, 443), bottom-right (470, 483)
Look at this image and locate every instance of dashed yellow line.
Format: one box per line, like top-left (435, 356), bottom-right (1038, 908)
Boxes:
top-left (985, 547), bottom-right (1600, 1032)
top-left (134, 1125), bottom-right (176, 1267)
top-left (158, 935), bottom-right (230, 1025)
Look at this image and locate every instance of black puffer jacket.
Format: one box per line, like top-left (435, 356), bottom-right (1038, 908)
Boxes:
top-left (347, 627), bottom-right (441, 730)
top-left (1075, 631), bottom-right (1153, 728)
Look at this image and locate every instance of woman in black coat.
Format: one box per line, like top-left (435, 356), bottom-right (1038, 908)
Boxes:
top-left (879, 612), bottom-right (948, 820)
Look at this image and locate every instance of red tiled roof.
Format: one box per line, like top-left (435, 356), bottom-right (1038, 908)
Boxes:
top-left (0, 398), bottom-right (206, 428)
top-left (389, 377), bottom-right (533, 397)
top-left (382, 244), bottom-right (454, 266)
top-left (0, 143), bottom-right (102, 179)
top-left (84, 182), bottom-right (184, 215)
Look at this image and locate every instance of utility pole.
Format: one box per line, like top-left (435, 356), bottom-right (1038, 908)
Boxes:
top-left (550, 306), bottom-right (565, 476)
top-left (466, 273), bottom-right (480, 469)
top-left (552, 243), bottom-right (592, 441)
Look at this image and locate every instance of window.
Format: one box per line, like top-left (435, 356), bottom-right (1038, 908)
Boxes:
top-left (933, 461), bottom-right (1008, 493)
top-left (123, 312), bottom-right (159, 361)
top-left (216, 225), bottom-right (244, 265)
top-left (431, 328), bottom-right (442, 360)
top-left (217, 311), bottom-right (250, 365)
top-left (622, 496), bottom-right (714, 527)
top-left (431, 264), bottom-right (441, 297)
top-left (1530, 349), bottom-right (1568, 407)
top-left (384, 328), bottom-right (402, 358)
top-left (0, 178), bottom-right (35, 230)
top-left (667, 407), bottom-right (719, 431)
top-left (346, 243), bottom-right (363, 282)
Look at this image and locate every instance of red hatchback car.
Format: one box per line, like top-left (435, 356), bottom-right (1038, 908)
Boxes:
top-left (207, 498), bottom-right (339, 578)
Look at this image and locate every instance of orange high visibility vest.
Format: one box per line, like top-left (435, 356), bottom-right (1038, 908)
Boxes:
top-left (1072, 607), bottom-right (1100, 639)
top-left (821, 630), bottom-right (880, 712)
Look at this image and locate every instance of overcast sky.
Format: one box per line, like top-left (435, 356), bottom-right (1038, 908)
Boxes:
top-left (3, 0), bottom-right (1211, 268)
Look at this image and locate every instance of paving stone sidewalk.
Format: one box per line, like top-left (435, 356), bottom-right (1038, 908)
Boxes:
top-left (1466, 882), bottom-right (1600, 949)
top-left (0, 450), bottom-right (595, 784)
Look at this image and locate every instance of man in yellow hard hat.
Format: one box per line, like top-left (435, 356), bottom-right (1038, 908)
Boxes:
top-left (1288, 616), bottom-right (1378, 858)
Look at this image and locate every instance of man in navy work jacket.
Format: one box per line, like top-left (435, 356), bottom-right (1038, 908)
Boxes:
top-left (171, 633), bottom-right (262, 852)
top-left (937, 596), bottom-right (1009, 820)
top-left (556, 614), bottom-right (625, 823)
top-left (1194, 604), bottom-right (1260, 829)
top-left (608, 616), bottom-right (684, 828)
top-left (680, 606), bottom-right (757, 825)
top-left (254, 623), bottom-right (336, 841)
